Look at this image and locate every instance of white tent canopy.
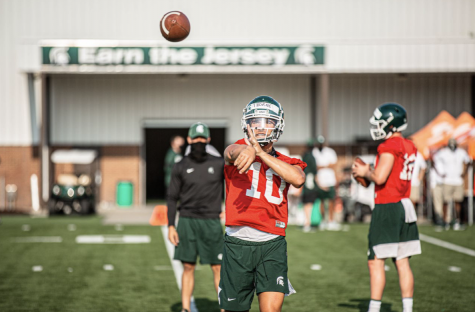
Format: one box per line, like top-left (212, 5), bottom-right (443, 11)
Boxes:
top-left (51, 149), bottom-right (97, 164)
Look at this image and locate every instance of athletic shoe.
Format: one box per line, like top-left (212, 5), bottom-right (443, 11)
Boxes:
top-left (319, 222), bottom-right (326, 231)
top-left (327, 222), bottom-right (342, 231)
top-left (303, 225), bottom-right (316, 233)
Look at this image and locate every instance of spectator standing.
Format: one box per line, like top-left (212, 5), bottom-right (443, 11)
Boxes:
top-left (313, 135), bottom-right (339, 230)
top-left (433, 138), bottom-right (471, 230)
top-left (167, 122), bottom-right (225, 312)
top-left (410, 152), bottom-right (427, 212)
top-left (164, 135), bottom-right (185, 190)
top-left (429, 159), bottom-right (445, 226)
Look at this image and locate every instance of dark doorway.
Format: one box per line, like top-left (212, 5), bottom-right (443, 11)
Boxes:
top-left (145, 127), bottom-right (226, 202)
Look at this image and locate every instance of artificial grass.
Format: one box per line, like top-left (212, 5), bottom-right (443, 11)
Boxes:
top-left (1, 217), bottom-right (474, 312)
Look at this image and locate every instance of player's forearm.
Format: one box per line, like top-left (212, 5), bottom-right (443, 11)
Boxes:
top-left (364, 168), bottom-right (388, 185)
top-left (257, 151), bottom-right (305, 187)
top-left (225, 144), bottom-right (249, 164)
top-left (166, 201), bottom-right (178, 226)
top-left (364, 153), bottom-right (393, 185)
top-left (166, 187), bottom-right (179, 226)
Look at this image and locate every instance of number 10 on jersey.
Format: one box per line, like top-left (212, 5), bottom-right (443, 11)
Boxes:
top-left (245, 162), bottom-right (286, 205)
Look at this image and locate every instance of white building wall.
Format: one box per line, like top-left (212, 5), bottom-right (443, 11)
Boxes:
top-left (1, 0), bottom-right (474, 145)
top-left (50, 74), bottom-right (311, 145)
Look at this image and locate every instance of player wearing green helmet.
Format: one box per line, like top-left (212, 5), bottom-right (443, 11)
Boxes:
top-left (241, 95), bottom-right (285, 145)
top-left (354, 102), bottom-right (420, 312)
top-left (369, 103), bottom-right (408, 141)
top-left (220, 95), bottom-right (307, 312)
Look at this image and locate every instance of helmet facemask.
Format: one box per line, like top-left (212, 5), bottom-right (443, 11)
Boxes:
top-left (369, 116), bottom-right (389, 141)
top-left (241, 96), bottom-right (285, 146)
top-left (243, 117), bottom-right (282, 145)
top-left (369, 114), bottom-right (408, 141)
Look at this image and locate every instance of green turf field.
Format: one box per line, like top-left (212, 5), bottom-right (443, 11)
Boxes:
top-left (1, 216), bottom-right (474, 312)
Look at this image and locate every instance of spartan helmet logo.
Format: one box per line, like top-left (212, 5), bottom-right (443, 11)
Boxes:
top-left (196, 125), bottom-right (204, 133)
top-left (49, 47), bottom-right (70, 65)
top-left (294, 45), bottom-right (316, 66)
top-left (276, 276), bottom-right (284, 286)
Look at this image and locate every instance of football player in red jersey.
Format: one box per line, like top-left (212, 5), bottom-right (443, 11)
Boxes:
top-left (218, 96), bottom-right (306, 312)
top-left (352, 103), bottom-right (421, 312)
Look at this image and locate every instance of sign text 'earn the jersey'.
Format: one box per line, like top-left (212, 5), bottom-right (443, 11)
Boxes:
top-left (44, 45), bottom-right (324, 66)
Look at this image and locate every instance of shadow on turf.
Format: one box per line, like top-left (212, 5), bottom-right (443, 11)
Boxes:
top-left (171, 298), bottom-right (220, 312)
top-left (338, 299), bottom-right (396, 312)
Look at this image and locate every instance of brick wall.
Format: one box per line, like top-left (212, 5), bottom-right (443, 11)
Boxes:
top-left (100, 146), bottom-right (140, 206)
top-left (0, 146), bottom-right (40, 212)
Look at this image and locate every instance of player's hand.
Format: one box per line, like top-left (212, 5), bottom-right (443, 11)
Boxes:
top-left (233, 125), bottom-right (259, 174)
top-left (245, 124), bottom-right (265, 155)
top-left (352, 160), bottom-right (370, 178)
top-left (234, 145), bottom-right (256, 174)
top-left (168, 226), bottom-right (179, 246)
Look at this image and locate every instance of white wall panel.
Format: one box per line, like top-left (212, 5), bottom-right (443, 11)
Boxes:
top-left (325, 74), bottom-right (472, 143)
top-left (50, 74), bottom-right (311, 145)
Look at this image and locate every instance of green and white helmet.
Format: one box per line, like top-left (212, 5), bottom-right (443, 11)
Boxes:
top-left (370, 103), bottom-right (408, 140)
top-left (241, 95), bottom-right (285, 145)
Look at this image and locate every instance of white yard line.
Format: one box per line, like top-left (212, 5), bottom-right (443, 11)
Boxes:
top-left (161, 225), bottom-right (199, 312)
top-left (419, 234), bottom-right (475, 257)
top-left (12, 236), bottom-right (62, 243)
top-left (75, 235), bottom-right (150, 244)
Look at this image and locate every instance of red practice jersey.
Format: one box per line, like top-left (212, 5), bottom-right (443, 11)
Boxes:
top-left (225, 139), bottom-right (307, 236)
top-left (374, 136), bottom-right (417, 204)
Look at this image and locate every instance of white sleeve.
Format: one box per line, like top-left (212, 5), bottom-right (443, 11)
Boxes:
top-left (330, 148), bottom-right (338, 164)
top-left (206, 144), bottom-right (222, 157)
top-left (417, 153), bottom-right (427, 170)
top-left (462, 149), bottom-right (471, 164)
top-left (433, 150), bottom-right (442, 164)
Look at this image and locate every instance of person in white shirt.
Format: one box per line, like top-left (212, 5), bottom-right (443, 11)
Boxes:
top-left (410, 152), bottom-right (427, 206)
top-left (312, 136), bottom-right (339, 230)
top-left (433, 138), bottom-right (471, 230)
top-left (429, 162), bottom-right (445, 226)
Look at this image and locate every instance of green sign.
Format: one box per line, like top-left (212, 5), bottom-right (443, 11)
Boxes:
top-left (42, 46), bottom-right (324, 66)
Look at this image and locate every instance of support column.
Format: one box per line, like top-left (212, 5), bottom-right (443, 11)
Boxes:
top-left (319, 73), bottom-right (330, 139)
top-left (469, 164), bottom-right (473, 226)
top-left (310, 75), bottom-right (317, 139)
top-left (40, 74), bottom-right (50, 205)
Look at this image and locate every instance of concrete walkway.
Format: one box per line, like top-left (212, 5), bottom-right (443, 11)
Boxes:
top-left (98, 205), bottom-right (156, 225)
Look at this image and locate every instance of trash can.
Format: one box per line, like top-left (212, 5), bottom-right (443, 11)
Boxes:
top-left (116, 181), bottom-right (133, 207)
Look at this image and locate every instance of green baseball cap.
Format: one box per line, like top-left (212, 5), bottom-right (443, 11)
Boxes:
top-left (188, 122), bottom-right (210, 139)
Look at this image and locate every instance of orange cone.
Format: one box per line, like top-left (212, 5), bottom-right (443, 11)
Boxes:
top-left (149, 205), bottom-right (168, 226)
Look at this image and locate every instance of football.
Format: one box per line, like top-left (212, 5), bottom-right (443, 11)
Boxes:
top-left (354, 157), bottom-right (371, 187)
top-left (160, 11), bottom-right (190, 42)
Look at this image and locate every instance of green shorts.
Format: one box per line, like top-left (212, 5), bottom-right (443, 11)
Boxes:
top-left (368, 202), bottom-right (421, 260)
top-left (317, 186), bottom-right (336, 200)
top-left (218, 235), bottom-right (289, 311)
top-left (174, 217), bottom-right (224, 265)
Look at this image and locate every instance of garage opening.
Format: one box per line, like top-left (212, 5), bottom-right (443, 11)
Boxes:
top-left (144, 124), bottom-right (226, 202)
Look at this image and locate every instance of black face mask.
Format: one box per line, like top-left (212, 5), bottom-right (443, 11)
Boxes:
top-left (189, 142), bottom-right (208, 162)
